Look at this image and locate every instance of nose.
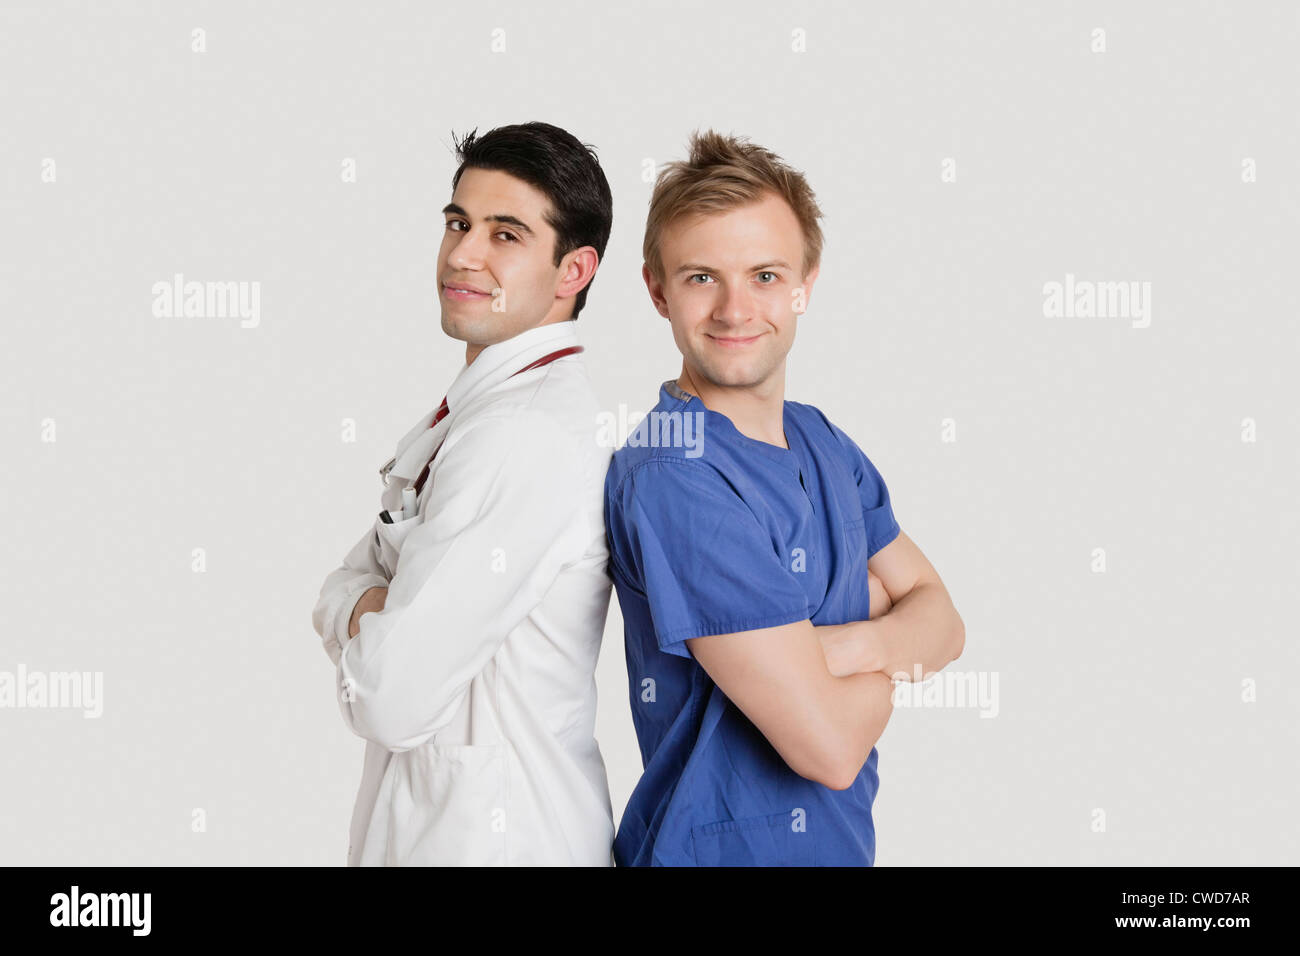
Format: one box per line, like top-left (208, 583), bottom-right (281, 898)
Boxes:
top-left (711, 279), bottom-right (755, 329)
top-left (447, 226), bottom-right (488, 271)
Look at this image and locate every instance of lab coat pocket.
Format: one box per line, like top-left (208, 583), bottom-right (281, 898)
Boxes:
top-left (384, 743), bottom-right (508, 866)
top-left (374, 510), bottom-right (421, 579)
top-left (690, 810), bottom-right (815, 866)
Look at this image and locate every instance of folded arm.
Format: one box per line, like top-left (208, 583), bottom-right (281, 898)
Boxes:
top-left (338, 410), bottom-right (584, 752)
top-left (609, 457), bottom-right (906, 791)
top-left (820, 531), bottom-right (965, 681)
top-left (688, 621), bottom-right (895, 791)
top-left (312, 522), bottom-right (391, 667)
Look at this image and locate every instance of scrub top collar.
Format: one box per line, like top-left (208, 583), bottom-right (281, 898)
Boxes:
top-left (660, 378), bottom-right (802, 478)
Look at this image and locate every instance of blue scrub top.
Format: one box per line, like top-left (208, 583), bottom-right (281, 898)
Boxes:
top-left (605, 380), bottom-right (902, 866)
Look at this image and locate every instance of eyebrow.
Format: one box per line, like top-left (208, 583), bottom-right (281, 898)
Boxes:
top-left (442, 202), bottom-right (535, 237)
top-left (673, 259), bottom-right (793, 275)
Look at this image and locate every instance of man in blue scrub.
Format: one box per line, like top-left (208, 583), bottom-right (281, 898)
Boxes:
top-left (605, 130), bottom-right (966, 866)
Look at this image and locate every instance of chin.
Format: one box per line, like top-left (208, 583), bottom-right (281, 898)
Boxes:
top-left (440, 312), bottom-right (492, 344)
top-left (695, 360), bottom-right (762, 390)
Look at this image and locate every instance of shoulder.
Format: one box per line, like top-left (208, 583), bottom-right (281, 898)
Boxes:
top-left (605, 391), bottom-right (712, 489)
top-left (460, 366), bottom-right (603, 455)
top-left (785, 399), bottom-right (857, 459)
top-left (605, 454), bottom-right (746, 529)
top-left (784, 397), bottom-right (834, 436)
top-left (785, 400), bottom-right (893, 493)
top-left (439, 401), bottom-right (586, 488)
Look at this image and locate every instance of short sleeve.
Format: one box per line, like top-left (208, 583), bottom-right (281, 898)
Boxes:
top-left (827, 422), bottom-right (901, 558)
top-left (606, 458), bottom-right (812, 658)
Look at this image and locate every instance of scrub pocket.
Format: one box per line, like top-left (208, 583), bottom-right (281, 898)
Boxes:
top-left (838, 516), bottom-right (872, 618)
top-left (840, 516), bottom-right (867, 557)
top-left (373, 509), bottom-right (420, 579)
top-left (690, 810), bottom-right (815, 866)
top-left (381, 743), bottom-right (508, 866)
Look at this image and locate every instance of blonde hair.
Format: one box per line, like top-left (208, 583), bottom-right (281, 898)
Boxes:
top-left (643, 129), bottom-right (825, 285)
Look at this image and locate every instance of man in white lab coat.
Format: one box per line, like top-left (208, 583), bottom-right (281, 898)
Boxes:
top-left (312, 122), bottom-right (616, 866)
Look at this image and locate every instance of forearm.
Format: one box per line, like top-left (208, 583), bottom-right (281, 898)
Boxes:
top-left (788, 624), bottom-right (896, 785)
top-left (339, 414), bottom-right (588, 752)
top-left (827, 669), bottom-right (895, 784)
top-left (820, 583), bottom-right (963, 681)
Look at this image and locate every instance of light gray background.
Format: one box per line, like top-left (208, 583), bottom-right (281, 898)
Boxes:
top-left (1, 0), bottom-right (1295, 865)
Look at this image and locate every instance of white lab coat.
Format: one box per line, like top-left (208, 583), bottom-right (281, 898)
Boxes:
top-left (312, 320), bottom-right (615, 866)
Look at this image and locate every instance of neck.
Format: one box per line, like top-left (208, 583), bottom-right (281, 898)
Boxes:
top-left (677, 363), bottom-right (788, 449)
top-left (463, 313), bottom-right (574, 366)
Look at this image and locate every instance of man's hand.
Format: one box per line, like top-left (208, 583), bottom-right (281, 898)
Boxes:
top-left (348, 586), bottom-right (388, 639)
top-left (815, 571), bottom-right (894, 677)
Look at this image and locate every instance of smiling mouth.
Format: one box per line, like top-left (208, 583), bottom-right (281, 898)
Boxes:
top-left (708, 333), bottom-right (763, 347)
top-left (442, 282), bottom-right (492, 299)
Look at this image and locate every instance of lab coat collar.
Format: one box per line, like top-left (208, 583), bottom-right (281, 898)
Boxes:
top-left (385, 320), bottom-right (582, 483)
top-left (445, 319), bottom-right (581, 412)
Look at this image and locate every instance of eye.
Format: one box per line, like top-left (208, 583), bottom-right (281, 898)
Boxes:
top-left (495, 231), bottom-right (519, 242)
top-left (756, 271), bottom-right (778, 283)
top-left (445, 219), bottom-right (467, 232)
top-left (688, 274), bottom-right (714, 284)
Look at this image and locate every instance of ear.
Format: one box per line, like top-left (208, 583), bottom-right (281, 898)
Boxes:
top-left (643, 263), bottom-right (671, 320)
top-left (798, 262), bottom-right (821, 305)
top-left (557, 246), bottom-right (600, 300)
